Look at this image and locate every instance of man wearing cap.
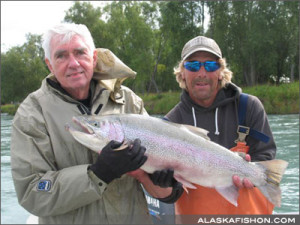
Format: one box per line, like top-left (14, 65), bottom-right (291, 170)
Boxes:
top-left (164, 36), bottom-right (277, 217)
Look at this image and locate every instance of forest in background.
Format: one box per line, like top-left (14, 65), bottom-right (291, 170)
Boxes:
top-left (1, 1), bottom-right (299, 104)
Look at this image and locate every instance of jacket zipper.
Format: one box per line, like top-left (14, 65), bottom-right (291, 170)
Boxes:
top-left (77, 104), bottom-right (91, 115)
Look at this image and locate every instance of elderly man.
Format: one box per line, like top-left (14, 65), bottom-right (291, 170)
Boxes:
top-left (10, 23), bottom-right (180, 224)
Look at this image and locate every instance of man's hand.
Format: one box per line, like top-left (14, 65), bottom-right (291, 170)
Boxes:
top-left (149, 169), bottom-right (177, 188)
top-left (232, 154), bottom-right (254, 189)
top-left (89, 139), bottom-right (147, 184)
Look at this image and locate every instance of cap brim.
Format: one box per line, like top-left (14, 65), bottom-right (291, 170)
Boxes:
top-left (182, 47), bottom-right (221, 61)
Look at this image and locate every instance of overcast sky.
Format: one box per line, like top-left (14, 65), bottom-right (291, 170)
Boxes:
top-left (1, 1), bottom-right (108, 53)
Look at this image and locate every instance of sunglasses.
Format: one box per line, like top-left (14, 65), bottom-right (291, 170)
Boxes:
top-left (183, 61), bottom-right (220, 72)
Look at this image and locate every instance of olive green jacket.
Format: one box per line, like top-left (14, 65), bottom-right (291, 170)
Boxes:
top-left (10, 74), bottom-right (152, 224)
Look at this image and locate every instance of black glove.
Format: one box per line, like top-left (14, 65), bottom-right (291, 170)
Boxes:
top-left (89, 139), bottom-right (147, 184)
top-left (149, 169), bottom-right (177, 188)
top-left (149, 169), bottom-right (184, 203)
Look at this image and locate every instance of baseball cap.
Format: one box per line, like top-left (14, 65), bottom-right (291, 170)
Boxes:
top-left (181, 36), bottom-right (222, 61)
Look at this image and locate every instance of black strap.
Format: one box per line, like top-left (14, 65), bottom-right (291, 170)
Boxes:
top-left (94, 104), bottom-right (103, 115)
top-left (237, 93), bottom-right (270, 143)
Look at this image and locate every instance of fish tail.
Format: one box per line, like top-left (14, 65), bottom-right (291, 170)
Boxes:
top-left (256, 159), bottom-right (288, 207)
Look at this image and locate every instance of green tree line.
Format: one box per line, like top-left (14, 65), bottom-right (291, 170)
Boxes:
top-left (1, 1), bottom-right (299, 104)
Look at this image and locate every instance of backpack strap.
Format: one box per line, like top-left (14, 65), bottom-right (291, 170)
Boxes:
top-left (238, 93), bottom-right (248, 125)
top-left (235, 93), bottom-right (270, 143)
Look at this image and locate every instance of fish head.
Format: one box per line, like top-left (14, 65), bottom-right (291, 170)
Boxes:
top-left (65, 115), bottom-right (125, 153)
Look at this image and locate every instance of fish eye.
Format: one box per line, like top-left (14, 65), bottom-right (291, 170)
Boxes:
top-left (89, 121), bottom-right (100, 127)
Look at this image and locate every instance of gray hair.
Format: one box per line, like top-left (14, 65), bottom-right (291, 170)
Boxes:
top-left (42, 23), bottom-right (95, 63)
top-left (173, 58), bottom-right (233, 90)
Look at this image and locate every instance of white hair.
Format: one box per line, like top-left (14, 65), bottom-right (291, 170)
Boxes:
top-left (42, 23), bottom-right (95, 63)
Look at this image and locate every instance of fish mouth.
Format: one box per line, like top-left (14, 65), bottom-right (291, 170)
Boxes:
top-left (65, 117), bottom-right (95, 135)
top-left (65, 117), bottom-right (108, 153)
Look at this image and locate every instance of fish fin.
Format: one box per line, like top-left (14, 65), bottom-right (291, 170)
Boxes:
top-left (234, 152), bottom-right (247, 159)
top-left (183, 186), bottom-right (189, 194)
top-left (255, 159), bottom-right (288, 207)
top-left (181, 124), bottom-right (210, 140)
top-left (174, 175), bottom-right (197, 189)
top-left (215, 185), bottom-right (239, 207)
top-left (162, 120), bottom-right (210, 140)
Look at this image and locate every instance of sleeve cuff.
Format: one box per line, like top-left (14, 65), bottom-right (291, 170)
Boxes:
top-left (87, 167), bottom-right (108, 194)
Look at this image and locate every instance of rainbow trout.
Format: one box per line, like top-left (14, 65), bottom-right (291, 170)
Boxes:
top-left (65, 114), bottom-right (288, 207)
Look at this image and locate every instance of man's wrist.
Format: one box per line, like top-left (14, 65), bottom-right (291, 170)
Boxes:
top-left (156, 182), bottom-right (184, 203)
top-left (87, 166), bottom-right (108, 194)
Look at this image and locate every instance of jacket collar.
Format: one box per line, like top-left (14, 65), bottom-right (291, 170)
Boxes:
top-left (45, 73), bottom-right (125, 105)
top-left (181, 82), bottom-right (241, 112)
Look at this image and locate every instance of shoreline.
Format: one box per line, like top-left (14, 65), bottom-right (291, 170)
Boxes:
top-left (2, 82), bottom-right (299, 116)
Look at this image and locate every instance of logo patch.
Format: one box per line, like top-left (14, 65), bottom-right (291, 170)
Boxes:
top-left (37, 180), bottom-right (51, 191)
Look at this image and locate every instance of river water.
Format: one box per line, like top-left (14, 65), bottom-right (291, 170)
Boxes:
top-left (1, 113), bottom-right (299, 224)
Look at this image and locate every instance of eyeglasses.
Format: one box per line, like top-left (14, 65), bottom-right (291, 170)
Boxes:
top-left (183, 61), bottom-right (220, 72)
